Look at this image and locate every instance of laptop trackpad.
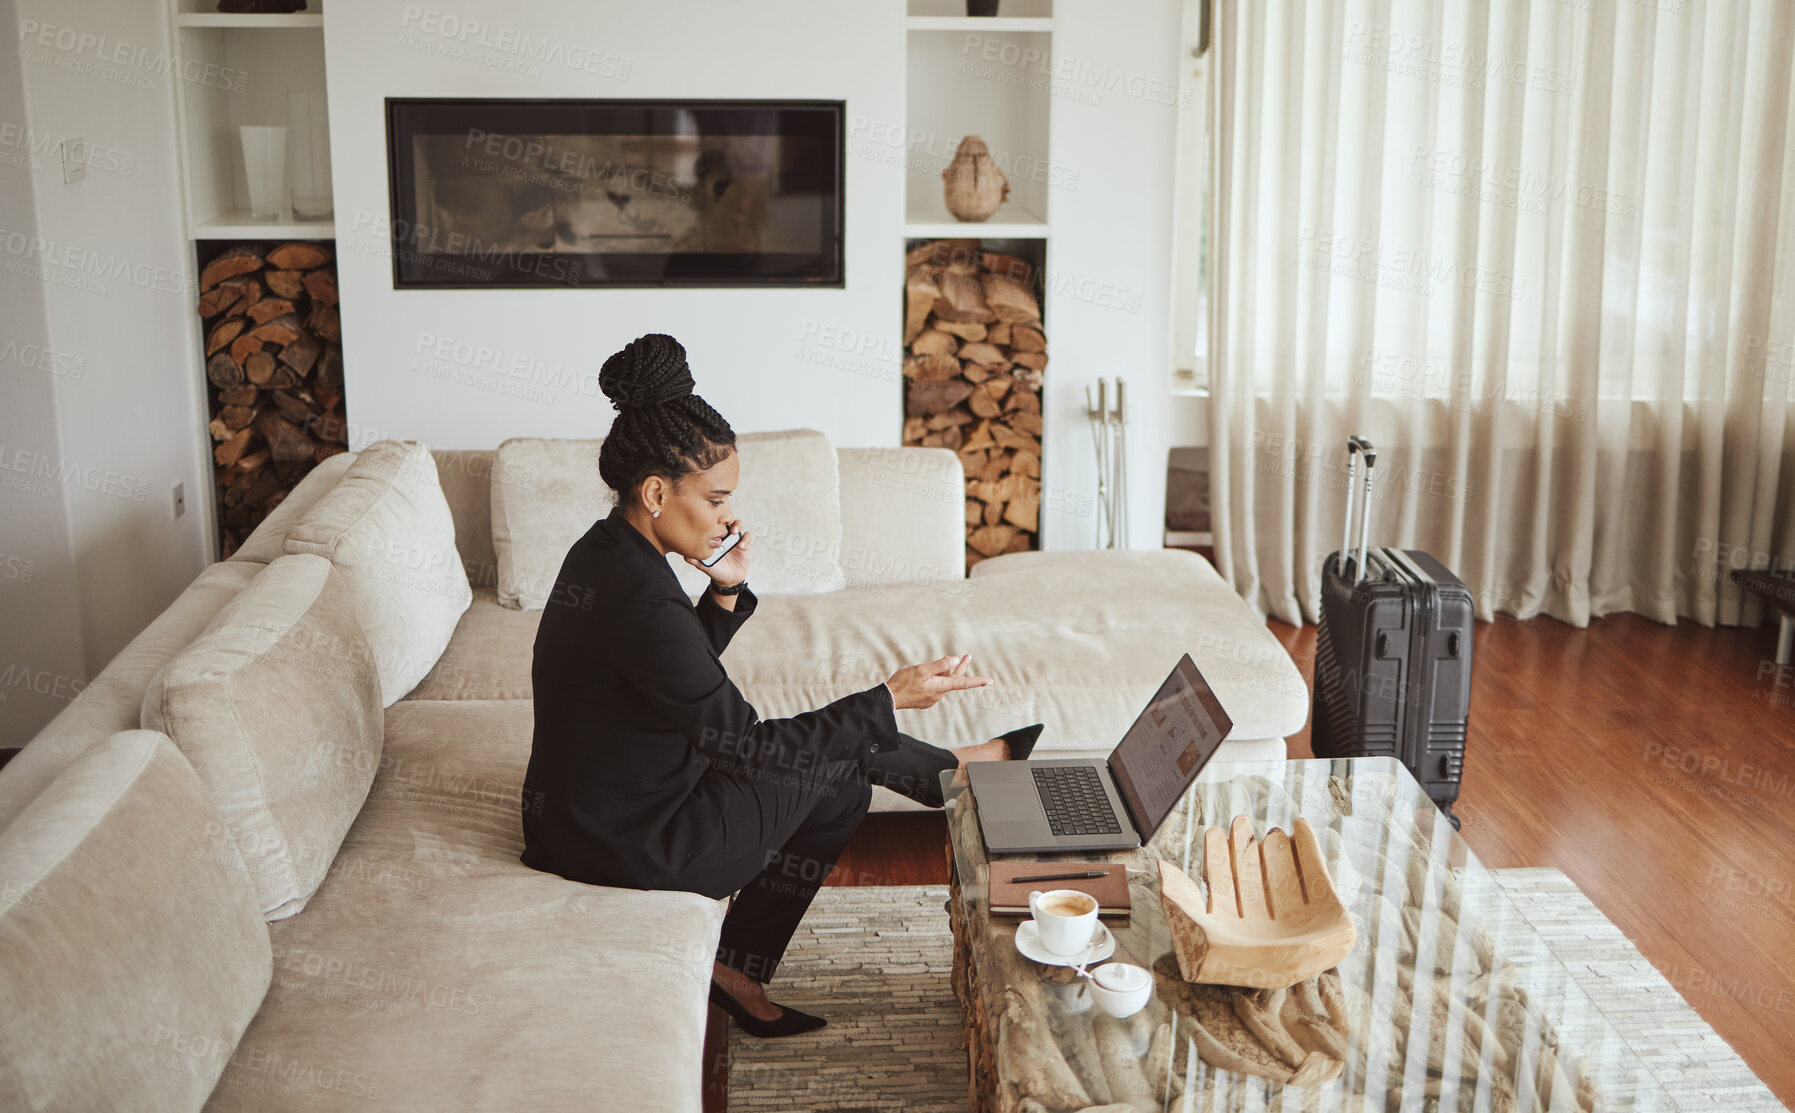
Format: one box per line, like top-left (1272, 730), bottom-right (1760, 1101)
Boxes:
top-left (977, 778), bottom-right (1041, 818)
top-left (984, 823), bottom-right (1048, 851)
top-left (975, 779), bottom-right (1050, 848)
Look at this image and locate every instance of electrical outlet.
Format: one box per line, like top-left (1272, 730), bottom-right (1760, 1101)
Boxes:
top-left (61, 137), bottom-right (86, 184)
top-left (171, 481), bottom-right (185, 520)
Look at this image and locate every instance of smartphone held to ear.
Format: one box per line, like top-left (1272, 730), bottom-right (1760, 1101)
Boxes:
top-left (701, 527), bottom-right (743, 568)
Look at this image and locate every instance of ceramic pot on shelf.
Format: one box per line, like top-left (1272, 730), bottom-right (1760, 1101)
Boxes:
top-left (941, 136), bottom-right (1010, 222)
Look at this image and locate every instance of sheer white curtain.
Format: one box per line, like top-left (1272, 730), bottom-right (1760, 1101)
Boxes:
top-left (1204, 0), bottom-right (1795, 628)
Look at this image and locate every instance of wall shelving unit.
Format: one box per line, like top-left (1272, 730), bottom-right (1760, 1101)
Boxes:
top-left (903, 4), bottom-right (1052, 241)
top-left (903, 0), bottom-right (1056, 554)
top-left (168, 0), bottom-right (333, 241)
top-left (166, 1), bottom-right (338, 564)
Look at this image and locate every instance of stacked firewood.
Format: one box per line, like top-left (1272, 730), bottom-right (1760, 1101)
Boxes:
top-left (196, 242), bottom-right (345, 558)
top-left (902, 239), bottom-right (1048, 570)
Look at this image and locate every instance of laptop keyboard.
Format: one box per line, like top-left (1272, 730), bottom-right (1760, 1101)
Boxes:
top-left (1031, 766), bottom-right (1123, 836)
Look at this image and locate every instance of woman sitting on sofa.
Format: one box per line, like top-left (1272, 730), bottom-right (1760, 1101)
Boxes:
top-left (518, 333), bottom-right (1044, 1038)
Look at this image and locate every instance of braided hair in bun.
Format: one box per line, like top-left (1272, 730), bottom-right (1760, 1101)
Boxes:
top-left (597, 333), bottom-right (736, 509)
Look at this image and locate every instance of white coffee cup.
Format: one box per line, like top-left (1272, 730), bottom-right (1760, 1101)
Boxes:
top-left (1089, 961), bottom-right (1153, 1017)
top-left (1027, 888), bottom-right (1099, 956)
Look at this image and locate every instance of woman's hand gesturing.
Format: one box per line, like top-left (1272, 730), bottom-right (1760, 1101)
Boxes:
top-left (685, 521), bottom-right (750, 585)
top-left (886, 653), bottom-right (991, 711)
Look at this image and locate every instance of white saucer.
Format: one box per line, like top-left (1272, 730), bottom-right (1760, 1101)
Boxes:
top-left (1014, 919), bottom-right (1116, 967)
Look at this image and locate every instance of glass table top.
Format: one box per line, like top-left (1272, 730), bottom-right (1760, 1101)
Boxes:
top-left (942, 757), bottom-right (1673, 1112)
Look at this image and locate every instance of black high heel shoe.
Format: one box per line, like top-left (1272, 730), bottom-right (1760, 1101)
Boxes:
top-left (998, 722), bottom-right (1045, 761)
top-left (709, 980), bottom-right (827, 1038)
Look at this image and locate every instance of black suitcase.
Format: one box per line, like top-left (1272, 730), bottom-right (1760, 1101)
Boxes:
top-left (1312, 437), bottom-right (1474, 827)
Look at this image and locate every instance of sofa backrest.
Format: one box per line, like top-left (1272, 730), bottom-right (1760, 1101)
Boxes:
top-left (434, 450), bottom-right (502, 590)
top-left (0, 561), bottom-right (263, 834)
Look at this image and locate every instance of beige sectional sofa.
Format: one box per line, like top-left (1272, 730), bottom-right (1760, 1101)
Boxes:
top-left (0, 431), bottom-right (1306, 1112)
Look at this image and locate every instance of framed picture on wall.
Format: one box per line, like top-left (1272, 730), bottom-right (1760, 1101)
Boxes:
top-left (383, 98), bottom-right (845, 289)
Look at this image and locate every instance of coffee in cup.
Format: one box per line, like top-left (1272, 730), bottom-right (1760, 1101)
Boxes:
top-left (1038, 893), bottom-right (1095, 917)
top-left (1027, 888), bottom-right (1099, 956)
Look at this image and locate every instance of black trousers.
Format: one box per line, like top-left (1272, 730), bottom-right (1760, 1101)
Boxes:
top-left (706, 732), bottom-right (957, 984)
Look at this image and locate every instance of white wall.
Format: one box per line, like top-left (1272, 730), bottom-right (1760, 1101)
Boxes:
top-left (323, 0), bottom-right (909, 452)
top-left (322, 0), bottom-right (1187, 552)
top-left (1040, 1), bottom-right (1183, 550)
top-left (0, 0), bottom-right (86, 746)
top-left (3, 0), bottom-right (211, 746)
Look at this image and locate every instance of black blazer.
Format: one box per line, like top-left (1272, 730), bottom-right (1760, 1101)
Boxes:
top-left (520, 504), bottom-right (897, 894)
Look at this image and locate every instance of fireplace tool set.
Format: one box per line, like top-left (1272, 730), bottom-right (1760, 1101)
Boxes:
top-left (1084, 377), bottom-right (1129, 548)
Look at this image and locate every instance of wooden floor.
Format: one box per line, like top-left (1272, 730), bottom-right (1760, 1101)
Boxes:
top-left (1270, 613), bottom-right (1795, 1106)
top-left (768, 611), bottom-right (1795, 1109)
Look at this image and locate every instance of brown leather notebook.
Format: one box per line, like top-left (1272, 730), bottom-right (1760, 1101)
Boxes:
top-left (988, 862), bottom-right (1131, 917)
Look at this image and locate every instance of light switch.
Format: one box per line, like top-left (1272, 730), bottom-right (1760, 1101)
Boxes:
top-left (61, 137), bottom-right (86, 184)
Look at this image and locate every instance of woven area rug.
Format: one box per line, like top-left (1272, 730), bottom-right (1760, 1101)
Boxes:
top-left (727, 872), bottom-right (1787, 1112)
top-left (1489, 868), bottom-right (1787, 1112)
top-left (725, 886), bottom-right (967, 1112)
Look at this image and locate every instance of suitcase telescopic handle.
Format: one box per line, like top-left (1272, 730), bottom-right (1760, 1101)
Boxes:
top-left (1341, 437), bottom-right (1377, 583)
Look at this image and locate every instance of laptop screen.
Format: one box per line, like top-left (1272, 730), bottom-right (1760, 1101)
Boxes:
top-left (1107, 654), bottom-right (1234, 838)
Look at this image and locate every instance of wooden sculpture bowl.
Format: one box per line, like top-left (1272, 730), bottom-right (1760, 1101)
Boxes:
top-left (1158, 815), bottom-right (1357, 988)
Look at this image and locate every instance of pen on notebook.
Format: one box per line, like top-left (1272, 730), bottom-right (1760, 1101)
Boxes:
top-left (1012, 870), bottom-right (1109, 883)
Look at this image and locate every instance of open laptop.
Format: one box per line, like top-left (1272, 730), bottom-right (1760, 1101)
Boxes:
top-left (966, 653), bottom-right (1234, 853)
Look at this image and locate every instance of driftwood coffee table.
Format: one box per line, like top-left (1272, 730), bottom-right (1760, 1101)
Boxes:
top-left (940, 757), bottom-right (1673, 1112)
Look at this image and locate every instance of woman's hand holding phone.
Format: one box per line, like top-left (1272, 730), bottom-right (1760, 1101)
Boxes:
top-left (686, 520), bottom-right (750, 585)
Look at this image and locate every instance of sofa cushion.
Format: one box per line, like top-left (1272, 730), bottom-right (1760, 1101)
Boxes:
top-left (489, 437), bottom-right (611, 610)
top-left (0, 730), bottom-right (270, 1113)
top-left (141, 554), bottom-right (383, 920)
top-left (0, 561), bottom-right (264, 835)
top-left (201, 699), bottom-right (725, 1113)
top-left (491, 429), bottom-right (846, 610)
top-left (226, 451), bottom-right (357, 564)
top-left (835, 446), bottom-right (967, 589)
top-left (281, 440), bottom-right (473, 706)
top-left (402, 586), bottom-right (539, 701)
